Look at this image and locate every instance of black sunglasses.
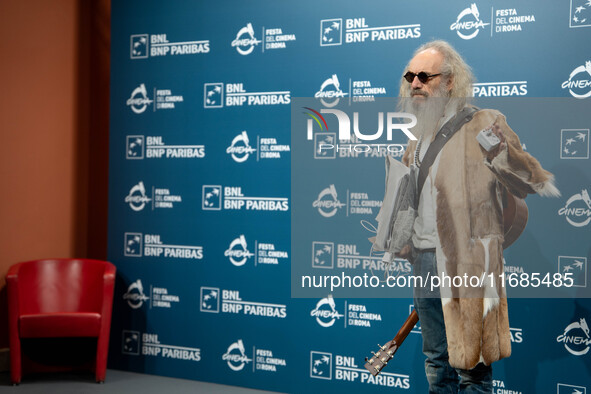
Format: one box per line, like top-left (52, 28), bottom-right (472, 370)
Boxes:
top-left (403, 71), bottom-right (442, 84)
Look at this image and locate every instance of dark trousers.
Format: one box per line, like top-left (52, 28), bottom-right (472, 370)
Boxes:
top-left (413, 251), bottom-right (493, 393)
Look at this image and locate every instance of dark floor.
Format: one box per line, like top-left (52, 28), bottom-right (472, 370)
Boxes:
top-left (0, 369), bottom-right (284, 393)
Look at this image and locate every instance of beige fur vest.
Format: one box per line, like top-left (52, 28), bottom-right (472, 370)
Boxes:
top-left (402, 108), bottom-right (559, 370)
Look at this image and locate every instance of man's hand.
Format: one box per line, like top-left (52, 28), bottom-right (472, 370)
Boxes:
top-left (487, 123), bottom-right (507, 161)
top-left (395, 244), bottom-right (412, 259)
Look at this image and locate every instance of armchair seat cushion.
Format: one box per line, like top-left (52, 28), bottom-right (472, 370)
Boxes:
top-left (20, 313), bottom-right (102, 338)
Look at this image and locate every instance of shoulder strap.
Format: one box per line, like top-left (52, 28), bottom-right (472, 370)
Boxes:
top-left (416, 106), bottom-right (479, 199)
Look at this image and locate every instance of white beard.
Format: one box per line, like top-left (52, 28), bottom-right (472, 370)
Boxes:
top-left (401, 96), bottom-right (449, 141)
top-left (400, 84), bottom-right (449, 141)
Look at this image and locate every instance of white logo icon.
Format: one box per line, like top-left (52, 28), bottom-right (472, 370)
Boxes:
top-left (558, 189), bottom-right (591, 227)
top-left (557, 318), bottom-right (591, 356)
top-left (225, 235), bottom-right (254, 266)
top-left (204, 83), bottom-right (224, 108)
top-left (312, 242), bottom-right (334, 269)
top-left (122, 330), bottom-right (140, 355)
top-left (310, 351), bottom-right (332, 379)
top-left (320, 19), bottom-right (342, 46)
top-left (123, 279), bottom-right (150, 309)
top-left (124, 233), bottom-right (143, 257)
top-left (130, 34), bottom-right (148, 59)
top-left (561, 129), bottom-right (589, 159)
top-left (227, 131), bottom-right (256, 163)
top-left (570, 0), bottom-right (591, 28)
top-left (310, 295), bottom-right (344, 327)
top-left (559, 256), bottom-right (588, 287)
top-left (126, 135), bottom-right (144, 159)
top-left (126, 84), bottom-right (153, 113)
top-left (125, 182), bottom-right (151, 211)
top-left (450, 4), bottom-right (489, 40)
top-left (231, 23), bottom-right (261, 55)
top-left (202, 185), bottom-right (222, 210)
top-left (200, 287), bottom-right (220, 313)
top-left (314, 133), bottom-right (337, 159)
top-left (562, 61), bottom-right (591, 99)
top-left (222, 340), bottom-right (252, 371)
top-left (313, 185), bottom-right (345, 217)
top-left (315, 74), bottom-right (348, 108)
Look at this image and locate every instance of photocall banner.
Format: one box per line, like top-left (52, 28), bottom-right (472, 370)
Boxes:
top-left (108, 1), bottom-right (591, 392)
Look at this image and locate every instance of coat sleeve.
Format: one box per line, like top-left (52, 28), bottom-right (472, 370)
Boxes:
top-left (481, 110), bottom-right (560, 199)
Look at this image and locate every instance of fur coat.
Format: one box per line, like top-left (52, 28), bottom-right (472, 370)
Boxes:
top-left (401, 108), bottom-right (559, 370)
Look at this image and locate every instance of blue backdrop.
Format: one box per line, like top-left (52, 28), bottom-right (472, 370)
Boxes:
top-left (108, 1), bottom-right (591, 392)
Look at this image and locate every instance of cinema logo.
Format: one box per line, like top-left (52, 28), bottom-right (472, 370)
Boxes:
top-left (122, 279), bottom-right (149, 309)
top-left (223, 340), bottom-right (252, 371)
top-left (126, 135), bottom-right (205, 160)
top-left (225, 235), bottom-right (253, 266)
top-left (312, 186), bottom-right (381, 218)
top-left (226, 235), bottom-right (288, 267)
top-left (226, 131), bottom-right (289, 162)
top-left (222, 340), bottom-right (286, 373)
top-left (125, 182), bottom-right (151, 211)
top-left (123, 232), bottom-right (203, 260)
top-left (562, 61), bottom-right (591, 99)
top-left (200, 287), bottom-right (287, 318)
top-left (124, 181), bottom-right (182, 211)
top-left (232, 23), bottom-right (261, 55)
top-left (558, 188), bottom-right (591, 227)
top-left (227, 131), bottom-right (256, 162)
top-left (454, 6), bottom-right (536, 38)
top-left (320, 17), bottom-right (420, 46)
top-left (204, 82), bottom-right (290, 108)
top-left (313, 185), bottom-right (345, 217)
top-left (312, 241), bottom-right (411, 274)
top-left (310, 296), bottom-right (383, 329)
top-left (126, 84), bottom-right (153, 113)
top-left (130, 33), bottom-right (209, 59)
top-left (315, 74), bottom-right (388, 108)
top-left (231, 23), bottom-right (296, 54)
top-left (302, 106), bottom-right (415, 157)
top-left (310, 351), bottom-right (410, 388)
top-left (126, 84), bottom-right (184, 114)
top-left (315, 74), bottom-right (348, 107)
top-left (557, 317), bottom-right (591, 356)
top-left (472, 81), bottom-right (528, 97)
top-left (310, 295), bottom-right (343, 327)
top-left (123, 279), bottom-right (180, 309)
top-left (450, 4), bottom-right (490, 40)
top-left (202, 185), bottom-right (289, 212)
top-left (122, 331), bottom-right (201, 362)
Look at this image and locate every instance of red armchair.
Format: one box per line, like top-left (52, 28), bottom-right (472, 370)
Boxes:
top-left (6, 258), bottom-right (116, 384)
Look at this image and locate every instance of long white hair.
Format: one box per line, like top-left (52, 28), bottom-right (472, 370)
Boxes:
top-left (399, 40), bottom-right (474, 108)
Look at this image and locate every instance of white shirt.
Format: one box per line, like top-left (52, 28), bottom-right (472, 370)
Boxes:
top-left (411, 109), bottom-right (457, 249)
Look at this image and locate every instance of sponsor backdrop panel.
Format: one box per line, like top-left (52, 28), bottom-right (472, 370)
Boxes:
top-left (108, 0), bottom-right (591, 392)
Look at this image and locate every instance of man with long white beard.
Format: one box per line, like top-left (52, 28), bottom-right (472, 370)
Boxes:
top-left (394, 41), bottom-right (559, 393)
